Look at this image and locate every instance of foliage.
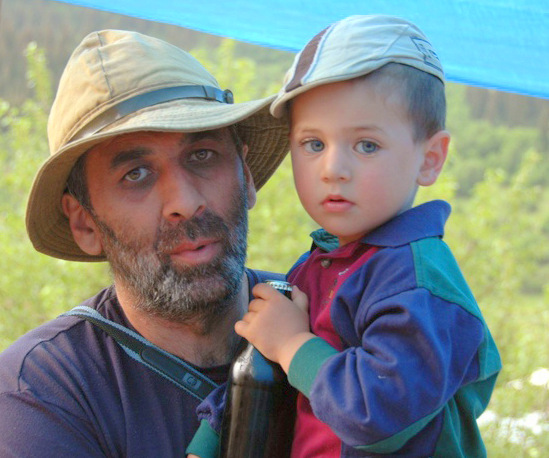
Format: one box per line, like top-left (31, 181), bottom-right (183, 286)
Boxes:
top-left (0, 43), bottom-right (109, 350)
top-left (445, 84), bottom-right (549, 198)
top-left (0, 39), bottom-right (547, 457)
top-left (248, 155), bottom-right (316, 273)
top-left (190, 39), bottom-right (283, 101)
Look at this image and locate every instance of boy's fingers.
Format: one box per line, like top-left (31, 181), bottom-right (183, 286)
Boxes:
top-left (291, 286), bottom-right (309, 313)
top-left (252, 282), bottom-right (276, 299)
top-left (240, 309), bottom-right (258, 324)
top-left (234, 319), bottom-right (247, 337)
top-left (247, 299), bottom-right (264, 312)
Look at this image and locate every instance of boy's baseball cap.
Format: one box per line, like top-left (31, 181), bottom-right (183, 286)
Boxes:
top-left (271, 15), bottom-right (444, 118)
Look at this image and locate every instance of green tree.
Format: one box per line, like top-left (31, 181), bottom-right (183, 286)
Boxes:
top-left (248, 155), bottom-right (316, 273)
top-left (190, 38), bottom-right (285, 101)
top-left (445, 84), bottom-right (548, 197)
top-left (0, 43), bottom-right (109, 350)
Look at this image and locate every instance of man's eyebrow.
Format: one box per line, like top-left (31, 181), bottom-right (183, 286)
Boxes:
top-left (110, 148), bottom-right (151, 170)
top-left (181, 130), bottom-right (227, 145)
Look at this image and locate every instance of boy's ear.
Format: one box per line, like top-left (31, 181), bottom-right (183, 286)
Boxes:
top-left (61, 194), bottom-right (103, 256)
top-left (417, 130), bottom-right (450, 187)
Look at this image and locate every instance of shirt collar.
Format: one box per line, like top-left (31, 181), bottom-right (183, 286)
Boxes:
top-left (310, 200), bottom-right (451, 251)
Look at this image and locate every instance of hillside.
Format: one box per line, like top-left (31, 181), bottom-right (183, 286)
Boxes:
top-left (0, 0), bottom-right (294, 105)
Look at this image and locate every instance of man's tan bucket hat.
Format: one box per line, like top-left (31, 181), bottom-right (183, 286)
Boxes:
top-left (26, 29), bottom-right (289, 262)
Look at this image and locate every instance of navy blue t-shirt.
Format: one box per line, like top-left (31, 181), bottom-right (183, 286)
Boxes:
top-left (0, 269), bottom-right (276, 457)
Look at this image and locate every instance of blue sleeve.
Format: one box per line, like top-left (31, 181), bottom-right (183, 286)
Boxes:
top-left (186, 382), bottom-right (227, 457)
top-left (288, 287), bottom-right (485, 453)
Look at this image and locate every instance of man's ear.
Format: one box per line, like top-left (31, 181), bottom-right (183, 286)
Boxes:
top-left (61, 194), bottom-right (103, 256)
top-left (241, 145), bottom-right (257, 209)
top-left (417, 130), bottom-right (450, 187)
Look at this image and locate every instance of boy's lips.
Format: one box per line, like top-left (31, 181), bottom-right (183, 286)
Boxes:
top-left (322, 195), bottom-right (353, 212)
top-left (168, 238), bottom-right (222, 265)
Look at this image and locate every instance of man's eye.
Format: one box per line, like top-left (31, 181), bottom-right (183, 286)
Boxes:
top-left (303, 139), bottom-right (324, 153)
top-left (189, 149), bottom-right (214, 162)
top-left (124, 167), bottom-right (150, 182)
top-left (356, 140), bottom-right (378, 155)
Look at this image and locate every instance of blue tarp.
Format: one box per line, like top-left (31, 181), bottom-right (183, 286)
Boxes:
top-left (48, 0), bottom-right (549, 99)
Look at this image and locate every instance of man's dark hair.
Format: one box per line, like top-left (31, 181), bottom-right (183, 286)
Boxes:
top-left (66, 152), bottom-right (91, 211)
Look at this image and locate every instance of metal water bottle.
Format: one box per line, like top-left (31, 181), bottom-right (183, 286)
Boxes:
top-left (219, 280), bottom-right (296, 457)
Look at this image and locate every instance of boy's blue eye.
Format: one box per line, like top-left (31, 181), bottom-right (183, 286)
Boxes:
top-left (357, 140), bottom-right (378, 154)
top-left (304, 139), bottom-right (324, 153)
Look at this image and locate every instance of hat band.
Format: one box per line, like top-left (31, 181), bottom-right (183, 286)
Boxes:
top-left (69, 85), bottom-right (234, 144)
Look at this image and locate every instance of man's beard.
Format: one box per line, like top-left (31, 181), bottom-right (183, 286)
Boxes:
top-left (91, 185), bottom-right (248, 327)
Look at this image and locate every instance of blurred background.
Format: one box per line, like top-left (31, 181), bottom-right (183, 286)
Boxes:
top-left (0, 0), bottom-right (547, 455)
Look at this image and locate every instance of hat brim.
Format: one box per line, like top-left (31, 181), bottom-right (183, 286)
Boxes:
top-left (26, 96), bottom-right (289, 261)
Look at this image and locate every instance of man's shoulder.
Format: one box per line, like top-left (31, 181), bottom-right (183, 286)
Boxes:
top-left (246, 268), bottom-right (285, 286)
top-left (0, 286), bottom-right (118, 392)
top-left (0, 286), bottom-right (202, 456)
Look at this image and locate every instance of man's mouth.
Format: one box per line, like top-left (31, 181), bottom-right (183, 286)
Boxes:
top-left (167, 239), bottom-right (222, 266)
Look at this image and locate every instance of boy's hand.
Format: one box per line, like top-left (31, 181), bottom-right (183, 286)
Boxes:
top-left (235, 284), bottom-right (315, 373)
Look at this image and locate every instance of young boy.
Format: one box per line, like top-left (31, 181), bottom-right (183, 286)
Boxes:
top-left (188, 15), bottom-right (501, 457)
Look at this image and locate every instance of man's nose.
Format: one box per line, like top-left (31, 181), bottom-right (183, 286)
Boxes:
top-left (321, 147), bottom-right (352, 183)
top-left (160, 169), bottom-right (206, 221)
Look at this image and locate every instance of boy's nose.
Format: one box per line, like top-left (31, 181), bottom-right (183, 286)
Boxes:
top-left (160, 169), bottom-right (207, 222)
top-left (321, 148), bottom-right (352, 182)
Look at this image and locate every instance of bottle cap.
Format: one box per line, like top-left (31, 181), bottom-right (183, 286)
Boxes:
top-left (264, 280), bottom-right (293, 298)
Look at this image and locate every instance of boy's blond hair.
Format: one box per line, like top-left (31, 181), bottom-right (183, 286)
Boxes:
top-left (362, 62), bottom-right (446, 142)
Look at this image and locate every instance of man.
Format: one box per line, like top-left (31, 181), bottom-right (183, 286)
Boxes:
top-left (0, 30), bottom-right (289, 456)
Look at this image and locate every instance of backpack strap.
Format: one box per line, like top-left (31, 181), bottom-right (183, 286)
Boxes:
top-left (62, 305), bottom-right (218, 401)
top-left (61, 269), bottom-right (284, 401)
